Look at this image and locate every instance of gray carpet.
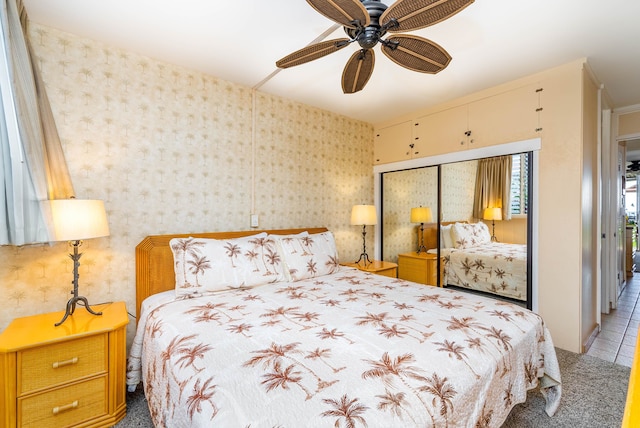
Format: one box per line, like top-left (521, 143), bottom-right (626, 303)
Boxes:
top-left (116, 348), bottom-right (630, 427)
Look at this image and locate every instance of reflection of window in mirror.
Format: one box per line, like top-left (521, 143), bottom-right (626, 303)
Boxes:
top-left (510, 153), bottom-right (529, 215)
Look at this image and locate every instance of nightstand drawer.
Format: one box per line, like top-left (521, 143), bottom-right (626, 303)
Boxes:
top-left (398, 257), bottom-right (427, 282)
top-left (18, 375), bottom-right (107, 428)
top-left (19, 334), bottom-right (107, 394)
top-left (398, 252), bottom-right (443, 286)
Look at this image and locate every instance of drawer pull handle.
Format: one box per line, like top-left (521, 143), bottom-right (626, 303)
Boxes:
top-left (52, 357), bottom-right (78, 369)
top-left (52, 400), bottom-right (78, 415)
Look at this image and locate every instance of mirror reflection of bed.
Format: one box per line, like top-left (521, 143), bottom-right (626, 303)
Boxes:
top-left (381, 153), bottom-right (531, 309)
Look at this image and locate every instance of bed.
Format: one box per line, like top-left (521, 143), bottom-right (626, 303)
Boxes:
top-left (437, 222), bottom-right (528, 302)
top-left (126, 227), bottom-right (560, 427)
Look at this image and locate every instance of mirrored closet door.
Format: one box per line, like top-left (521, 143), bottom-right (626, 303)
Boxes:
top-left (380, 152), bottom-right (532, 309)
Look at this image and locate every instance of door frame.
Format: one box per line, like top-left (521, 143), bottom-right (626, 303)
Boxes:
top-left (608, 105), bottom-right (640, 312)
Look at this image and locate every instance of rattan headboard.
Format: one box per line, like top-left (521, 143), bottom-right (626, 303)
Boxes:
top-left (134, 227), bottom-right (328, 318)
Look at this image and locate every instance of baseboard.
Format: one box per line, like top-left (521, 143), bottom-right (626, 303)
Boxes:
top-left (583, 323), bottom-right (601, 353)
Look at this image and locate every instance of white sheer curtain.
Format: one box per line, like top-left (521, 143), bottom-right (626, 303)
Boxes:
top-left (0, 0), bottom-right (74, 245)
top-left (473, 155), bottom-right (513, 221)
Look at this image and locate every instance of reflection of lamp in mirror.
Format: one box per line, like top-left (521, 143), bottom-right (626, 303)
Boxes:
top-left (410, 206), bottom-right (433, 254)
top-left (351, 204), bottom-right (377, 266)
top-left (46, 199), bottom-right (110, 326)
top-left (483, 207), bottom-right (502, 242)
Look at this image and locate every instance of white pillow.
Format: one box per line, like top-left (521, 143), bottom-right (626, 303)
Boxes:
top-left (451, 222), bottom-right (491, 249)
top-left (268, 231), bottom-right (309, 281)
top-left (170, 232), bottom-right (285, 297)
top-left (440, 224), bottom-right (454, 249)
top-left (278, 231), bottom-right (340, 281)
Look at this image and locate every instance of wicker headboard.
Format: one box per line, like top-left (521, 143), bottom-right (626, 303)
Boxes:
top-left (134, 227), bottom-right (328, 318)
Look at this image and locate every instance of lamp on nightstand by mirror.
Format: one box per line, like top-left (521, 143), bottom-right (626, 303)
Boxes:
top-left (410, 206), bottom-right (432, 254)
top-left (483, 207), bottom-right (502, 242)
top-left (351, 204), bottom-right (377, 266)
top-left (45, 198), bottom-right (110, 326)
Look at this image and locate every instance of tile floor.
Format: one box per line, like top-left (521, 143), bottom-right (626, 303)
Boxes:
top-left (586, 273), bottom-right (640, 367)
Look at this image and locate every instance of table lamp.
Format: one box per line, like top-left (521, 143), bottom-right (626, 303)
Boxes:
top-left (46, 199), bottom-right (110, 326)
top-left (483, 207), bottom-right (502, 242)
top-left (351, 204), bottom-right (377, 266)
top-left (411, 206), bottom-right (433, 254)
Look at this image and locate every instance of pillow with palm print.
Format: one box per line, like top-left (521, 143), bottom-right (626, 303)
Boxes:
top-left (277, 231), bottom-right (340, 282)
top-left (267, 231), bottom-right (309, 281)
top-left (451, 221), bottom-right (491, 249)
top-left (170, 232), bottom-right (287, 297)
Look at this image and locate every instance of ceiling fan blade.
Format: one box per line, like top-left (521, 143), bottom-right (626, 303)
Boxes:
top-left (306, 0), bottom-right (370, 29)
top-left (381, 35), bottom-right (451, 73)
top-left (342, 49), bottom-right (375, 94)
top-left (276, 38), bottom-right (351, 68)
top-left (381, 0), bottom-right (474, 32)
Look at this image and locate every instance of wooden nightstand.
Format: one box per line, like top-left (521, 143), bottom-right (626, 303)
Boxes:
top-left (398, 252), bottom-right (444, 286)
top-left (342, 260), bottom-right (398, 278)
top-left (0, 302), bottom-right (129, 428)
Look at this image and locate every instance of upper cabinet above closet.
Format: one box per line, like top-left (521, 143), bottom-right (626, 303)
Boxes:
top-left (374, 121), bottom-right (419, 164)
top-left (374, 83), bottom-right (543, 164)
top-left (466, 83), bottom-right (542, 149)
top-left (413, 104), bottom-right (468, 157)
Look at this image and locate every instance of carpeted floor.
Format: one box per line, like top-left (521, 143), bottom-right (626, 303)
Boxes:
top-left (116, 348), bottom-right (630, 427)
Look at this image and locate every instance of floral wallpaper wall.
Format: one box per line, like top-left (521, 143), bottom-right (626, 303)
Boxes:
top-left (0, 24), bottom-right (373, 339)
top-left (441, 160), bottom-right (478, 222)
top-left (382, 167), bottom-right (438, 262)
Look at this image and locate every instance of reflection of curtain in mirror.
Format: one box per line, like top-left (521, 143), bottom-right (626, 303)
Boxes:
top-left (473, 156), bottom-right (512, 220)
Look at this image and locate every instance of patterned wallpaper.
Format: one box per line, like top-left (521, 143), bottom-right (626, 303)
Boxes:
top-left (0, 24), bottom-right (373, 338)
top-left (382, 167), bottom-right (438, 261)
top-left (381, 161), bottom-right (477, 262)
top-left (441, 160), bottom-right (478, 222)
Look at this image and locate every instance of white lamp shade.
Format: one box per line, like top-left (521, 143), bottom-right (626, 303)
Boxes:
top-left (350, 205), bottom-right (377, 225)
top-left (46, 199), bottom-right (110, 241)
top-left (483, 207), bottom-right (503, 221)
top-left (410, 206), bottom-right (433, 223)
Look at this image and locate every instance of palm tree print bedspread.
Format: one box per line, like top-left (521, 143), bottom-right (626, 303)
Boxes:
top-left (127, 267), bottom-right (560, 427)
top-left (443, 242), bottom-right (527, 301)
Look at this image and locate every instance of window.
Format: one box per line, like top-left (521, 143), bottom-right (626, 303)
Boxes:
top-left (510, 153), bottom-right (529, 215)
top-left (0, 3), bottom-right (73, 245)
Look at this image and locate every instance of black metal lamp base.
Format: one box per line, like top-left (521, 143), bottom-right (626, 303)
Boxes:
top-left (354, 225), bottom-right (372, 266)
top-left (416, 223), bottom-right (427, 254)
top-left (354, 252), bottom-right (372, 266)
top-left (56, 295), bottom-right (102, 326)
top-left (55, 240), bottom-right (103, 326)
top-left (490, 220), bottom-right (499, 242)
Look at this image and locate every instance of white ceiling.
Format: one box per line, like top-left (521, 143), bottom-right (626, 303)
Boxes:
top-left (21, 0), bottom-right (640, 124)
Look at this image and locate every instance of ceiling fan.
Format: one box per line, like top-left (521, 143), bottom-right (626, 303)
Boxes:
top-left (276, 0), bottom-right (474, 94)
top-left (628, 160), bottom-right (640, 172)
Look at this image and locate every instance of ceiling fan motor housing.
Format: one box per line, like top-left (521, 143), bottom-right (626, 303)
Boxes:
top-left (344, 0), bottom-right (388, 49)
